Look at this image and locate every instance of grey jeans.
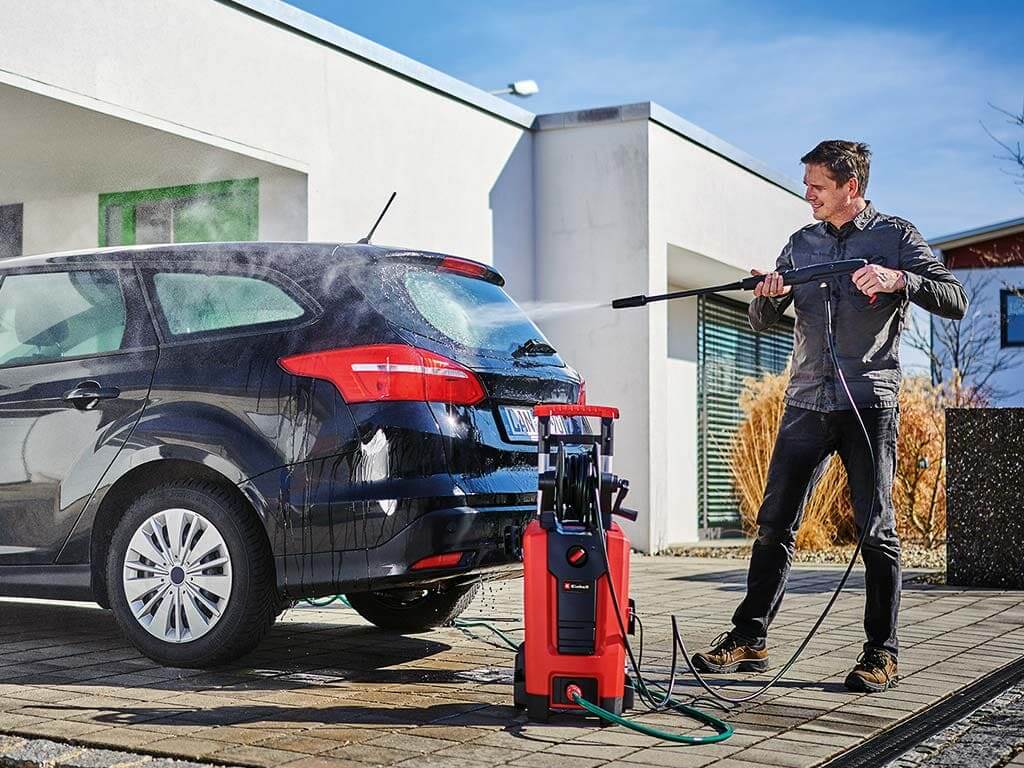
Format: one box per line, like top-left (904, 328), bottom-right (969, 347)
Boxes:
top-left (731, 405), bottom-right (902, 657)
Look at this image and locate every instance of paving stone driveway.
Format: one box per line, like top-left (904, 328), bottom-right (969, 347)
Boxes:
top-left (1, 556), bottom-right (1023, 768)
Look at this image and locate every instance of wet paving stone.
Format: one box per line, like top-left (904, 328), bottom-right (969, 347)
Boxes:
top-left (0, 557), bottom-right (1022, 767)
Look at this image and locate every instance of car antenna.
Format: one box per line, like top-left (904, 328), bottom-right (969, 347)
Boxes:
top-left (358, 192), bottom-right (397, 244)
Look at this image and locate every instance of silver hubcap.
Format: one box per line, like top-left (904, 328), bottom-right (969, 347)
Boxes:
top-left (122, 508), bottom-right (233, 643)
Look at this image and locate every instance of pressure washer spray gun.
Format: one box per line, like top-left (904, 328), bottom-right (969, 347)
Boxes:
top-left (611, 258), bottom-right (868, 309)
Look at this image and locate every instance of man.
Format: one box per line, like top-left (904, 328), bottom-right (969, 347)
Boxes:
top-left (693, 140), bottom-right (967, 693)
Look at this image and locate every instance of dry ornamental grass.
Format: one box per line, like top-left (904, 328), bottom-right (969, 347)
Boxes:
top-left (730, 373), bottom-right (947, 549)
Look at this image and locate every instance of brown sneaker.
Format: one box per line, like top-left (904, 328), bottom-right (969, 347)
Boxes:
top-left (845, 649), bottom-right (899, 693)
top-left (692, 632), bottom-right (769, 674)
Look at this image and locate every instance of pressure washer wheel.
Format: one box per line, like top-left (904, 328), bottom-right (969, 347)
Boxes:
top-left (513, 643), bottom-right (526, 710)
top-left (624, 673), bottom-right (635, 711)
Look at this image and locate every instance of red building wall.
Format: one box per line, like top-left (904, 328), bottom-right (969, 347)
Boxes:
top-left (942, 231), bottom-right (1024, 269)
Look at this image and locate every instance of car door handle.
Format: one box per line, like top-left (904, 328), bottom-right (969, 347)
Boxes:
top-left (63, 381), bottom-right (121, 410)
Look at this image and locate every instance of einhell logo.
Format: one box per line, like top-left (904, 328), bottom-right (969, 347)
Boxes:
top-left (562, 580), bottom-right (592, 593)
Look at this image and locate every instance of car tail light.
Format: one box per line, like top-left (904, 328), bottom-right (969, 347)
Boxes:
top-left (410, 552), bottom-right (466, 570)
top-left (577, 380), bottom-right (587, 405)
top-left (279, 344), bottom-right (486, 405)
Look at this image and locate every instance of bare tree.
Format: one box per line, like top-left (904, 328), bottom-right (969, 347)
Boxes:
top-left (906, 99), bottom-right (1024, 406)
top-left (981, 98), bottom-right (1024, 193)
top-left (904, 270), bottom-right (1019, 406)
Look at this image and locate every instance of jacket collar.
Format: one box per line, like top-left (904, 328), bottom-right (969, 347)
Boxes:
top-left (853, 201), bottom-right (877, 229)
top-left (825, 201), bottom-right (876, 237)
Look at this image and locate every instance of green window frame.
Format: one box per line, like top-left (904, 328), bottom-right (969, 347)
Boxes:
top-left (98, 178), bottom-right (258, 247)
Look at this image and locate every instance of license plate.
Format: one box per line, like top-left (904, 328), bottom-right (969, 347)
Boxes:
top-left (500, 406), bottom-right (572, 441)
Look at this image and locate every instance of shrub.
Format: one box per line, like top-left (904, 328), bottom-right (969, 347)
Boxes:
top-left (730, 373), bottom-right (947, 548)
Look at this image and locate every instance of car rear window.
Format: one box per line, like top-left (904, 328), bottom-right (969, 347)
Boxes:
top-left (359, 263), bottom-right (551, 358)
top-left (153, 272), bottom-right (305, 336)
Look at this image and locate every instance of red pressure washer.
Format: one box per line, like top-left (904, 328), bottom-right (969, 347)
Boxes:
top-left (513, 404), bottom-right (637, 721)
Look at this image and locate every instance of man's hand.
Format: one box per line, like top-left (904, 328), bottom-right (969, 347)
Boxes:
top-left (852, 264), bottom-right (906, 297)
top-left (751, 269), bottom-right (792, 299)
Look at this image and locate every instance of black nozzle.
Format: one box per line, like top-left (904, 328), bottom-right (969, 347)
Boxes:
top-left (612, 294), bottom-right (648, 309)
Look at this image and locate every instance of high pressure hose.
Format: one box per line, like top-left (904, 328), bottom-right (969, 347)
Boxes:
top-left (303, 280), bottom-right (881, 740)
top-left (580, 479), bottom-right (734, 743)
top-left (670, 281), bottom-right (880, 705)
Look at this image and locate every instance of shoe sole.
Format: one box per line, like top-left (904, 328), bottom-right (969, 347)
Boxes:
top-left (844, 672), bottom-right (899, 693)
top-left (691, 655), bottom-right (769, 674)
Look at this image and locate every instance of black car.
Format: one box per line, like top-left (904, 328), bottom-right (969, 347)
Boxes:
top-left (0, 242), bottom-right (583, 667)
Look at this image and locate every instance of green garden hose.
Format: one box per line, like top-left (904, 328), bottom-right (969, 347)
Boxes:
top-left (302, 592), bottom-right (733, 743)
top-left (571, 690), bottom-right (733, 745)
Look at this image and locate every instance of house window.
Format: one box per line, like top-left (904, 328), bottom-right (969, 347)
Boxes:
top-left (98, 179), bottom-right (258, 247)
top-left (0, 204), bottom-right (23, 260)
top-left (1002, 289), bottom-right (1024, 348)
top-left (697, 295), bottom-right (794, 536)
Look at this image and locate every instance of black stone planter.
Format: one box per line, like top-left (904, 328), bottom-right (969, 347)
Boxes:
top-left (947, 408), bottom-right (1024, 588)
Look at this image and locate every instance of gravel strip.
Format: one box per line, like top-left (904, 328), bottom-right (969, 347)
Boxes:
top-left (0, 737), bottom-right (236, 768)
top-left (883, 680), bottom-right (1024, 768)
top-left (662, 543), bottom-right (947, 570)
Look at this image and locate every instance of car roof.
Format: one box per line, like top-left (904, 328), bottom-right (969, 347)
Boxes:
top-left (1, 241), bottom-right (507, 289)
top-left (0, 241), bottom-right (408, 270)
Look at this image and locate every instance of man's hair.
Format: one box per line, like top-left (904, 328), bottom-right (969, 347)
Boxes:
top-left (801, 140), bottom-right (871, 196)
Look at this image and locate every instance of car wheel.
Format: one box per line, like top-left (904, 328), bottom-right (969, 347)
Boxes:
top-left (345, 581), bottom-right (480, 632)
top-left (106, 480), bottom-right (276, 667)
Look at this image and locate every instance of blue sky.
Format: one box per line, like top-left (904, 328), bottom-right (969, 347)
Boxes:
top-left (290, 0), bottom-right (1022, 239)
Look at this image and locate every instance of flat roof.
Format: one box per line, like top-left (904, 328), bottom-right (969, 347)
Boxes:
top-left (535, 103), bottom-right (803, 197)
top-left (224, 1), bottom-right (802, 199)
top-left (930, 215), bottom-right (1024, 249)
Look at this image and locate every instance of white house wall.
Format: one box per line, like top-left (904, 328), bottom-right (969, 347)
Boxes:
top-left (20, 194), bottom-right (97, 258)
top-left (1, 1), bottom-right (815, 551)
top-left (532, 119), bottom-right (653, 549)
top-left (649, 122), bottom-right (809, 548)
top-left (0, 0), bottom-right (534, 296)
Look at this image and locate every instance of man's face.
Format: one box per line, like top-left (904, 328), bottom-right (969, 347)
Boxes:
top-left (803, 163), bottom-right (855, 223)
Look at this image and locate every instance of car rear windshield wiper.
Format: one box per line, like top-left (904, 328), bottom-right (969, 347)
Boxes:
top-left (512, 338), bottom-right (557, 357)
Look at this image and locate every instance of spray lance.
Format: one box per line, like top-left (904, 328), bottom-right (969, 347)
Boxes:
top-left (611, 258), bottom-right (867, 308)
top-left (604, 256), bottom-right (886, 709)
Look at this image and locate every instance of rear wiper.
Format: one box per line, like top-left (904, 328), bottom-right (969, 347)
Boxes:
top-left (512, 338), bottom-right (556, 357)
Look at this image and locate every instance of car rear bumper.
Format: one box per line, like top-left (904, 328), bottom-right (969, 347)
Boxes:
top-left (364, 503), bottom-right (534, 591)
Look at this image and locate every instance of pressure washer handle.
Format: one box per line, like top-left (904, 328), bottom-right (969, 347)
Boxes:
top-left (742, 258), bottom-right (868, 290)
top-left (609, 478), bottom-right (636, 523)
top-left (535, 404), bottom-right (620, 419)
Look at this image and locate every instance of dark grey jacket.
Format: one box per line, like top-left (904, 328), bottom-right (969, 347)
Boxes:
top-left (749, 203), bottom-right (967, 411)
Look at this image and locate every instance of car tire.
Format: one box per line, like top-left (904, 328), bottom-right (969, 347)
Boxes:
top-left (345, 581), bottom-right (480, 633)
top-left (105, 480), bottom-right (276, 668)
